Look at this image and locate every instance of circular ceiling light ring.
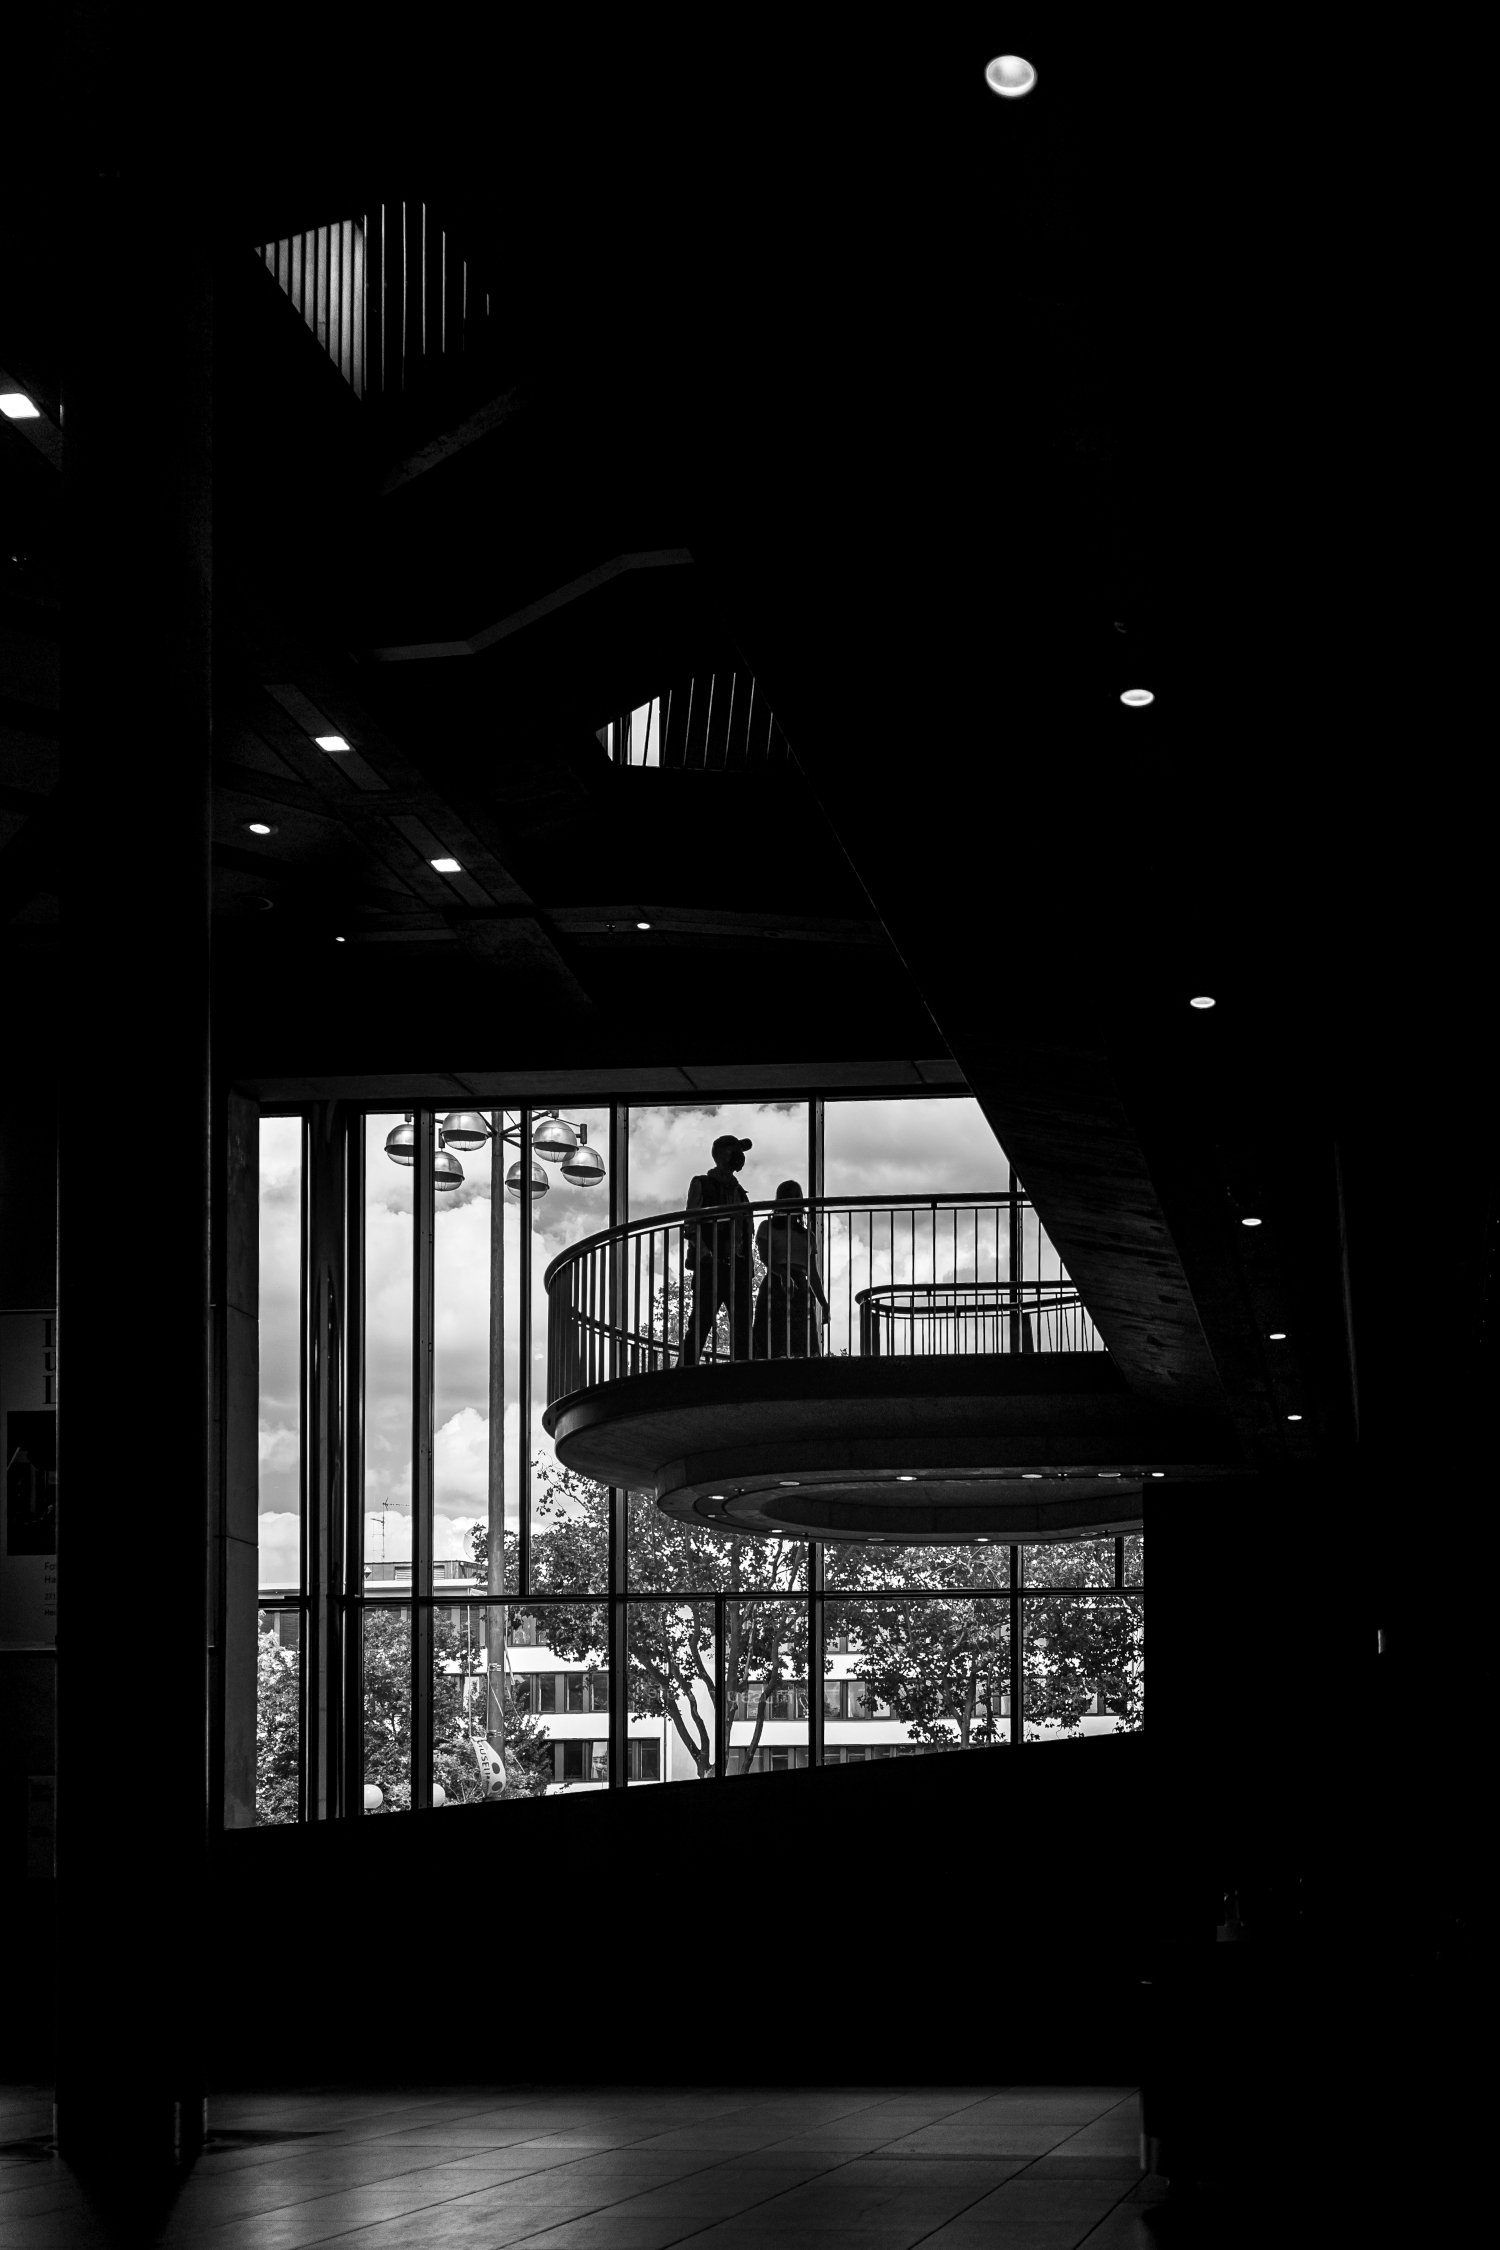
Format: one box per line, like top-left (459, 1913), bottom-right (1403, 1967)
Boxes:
top-left (1120, 688), bottom-right (1155, 707)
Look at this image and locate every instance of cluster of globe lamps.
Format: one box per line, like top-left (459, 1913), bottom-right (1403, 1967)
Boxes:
top-left (383, 1110), bottom-right (604, 1199)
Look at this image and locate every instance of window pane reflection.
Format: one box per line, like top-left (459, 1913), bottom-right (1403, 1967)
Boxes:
top-left (257, 1117), bottom-right (302, 1595)
top-left (364, 1115), bottom-right (413, 1594)
top-left (824, 1543), bottom-right (1012, 1593)
top-left (726, 1598), bottom-right (808, 1773)
top-left (362, 1604), bottom-right (411, 1813)
top-left (627, 1491), bottom-right (806, 1595)
top-left (1023, 1539), bottom-right (1118, 1590)
top-left (1023, 1594), bottom-right (1144, 1739)
top-left (434, 1113), bottom-right (503, 1596)
top-left (825, 1597), bottom-right (1010, 1756)
top-left (506, 1602), bottom-right (609, 1791)
top-left (530, 1463), bottom-right (610, 1592)
top-left (627, 1602), bottom-right (716, 1780)
top-left (255, 1605), bottom-right (300, 1824)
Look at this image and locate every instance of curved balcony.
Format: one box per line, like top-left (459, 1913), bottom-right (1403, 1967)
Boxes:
top-left (543, 1195), bottom-right (1239, 1541)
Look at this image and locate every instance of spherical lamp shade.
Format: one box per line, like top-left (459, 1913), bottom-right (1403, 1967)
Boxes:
top-left (533, 1113), bottom-right (579, 1166)
top-left (440, 1110), bottom-right (490, 1152)
top-left (434, 1146), bottom-right (465, 1192)
top-left (560, 1127), bottom-right (605, 1187)
top-left (505, 1158), bottom-right (550, 1203)
top-left (363, 1784), bottom-right (384, 1811)
top-left (384, 1118), bottom-right (416, 1167)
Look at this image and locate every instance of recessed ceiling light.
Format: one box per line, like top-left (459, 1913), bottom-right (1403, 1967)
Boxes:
top-left (985, 54), bottom-right (1037, 98)
top-left (335, 935), bottom-right (345, 944)
top-left (778, 1480), bottom-right (801, 1487)
top-left (245, 821), bottom-right (276, 836)
top-left (1241, 1216), bottom-right (1262, 1228)
top-left (1268, 1331), bottom-right (1286, 1341)
top-left (1150, 1471), bottom-right (1165, 1479)
top-left (896, 1474), bottom-right (917, 1482)
top-left (1022, 1472), bottom-right (1042, 1480)
top-left (1189, 995), bottom-right (1216, 1010)
top-left (636, 920), bottom-right (652, 930)
top-left (1120, 688), bottom-right (1155, 708)
top-left (1098, 1471), bottom-right (1121, 1478)
top-left (1287, 1413), bottom-right (1303, 1422)
top-left (314, 734), bottom-right (350, 752)
top-left (431, 857), bottom-right (462, 874)
top-left (0, 392), bottom-right (41, 420)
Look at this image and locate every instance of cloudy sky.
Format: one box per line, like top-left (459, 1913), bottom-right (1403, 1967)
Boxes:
top-left (258, 1096), bottom-right (1013, 1592)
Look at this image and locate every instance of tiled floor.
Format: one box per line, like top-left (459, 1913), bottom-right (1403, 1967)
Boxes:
top-left (0, 2084), bottom-right (1171, 2248)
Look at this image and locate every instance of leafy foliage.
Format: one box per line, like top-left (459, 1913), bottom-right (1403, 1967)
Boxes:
top-left (255, 1627), bottom-right (300, 1824)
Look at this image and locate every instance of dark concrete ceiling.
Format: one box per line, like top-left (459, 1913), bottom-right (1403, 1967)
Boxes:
top-left (1, 17), bottom-right (1487, 1510)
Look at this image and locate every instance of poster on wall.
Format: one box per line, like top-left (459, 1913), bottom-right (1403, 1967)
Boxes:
top-left (0, 1313), bottom-right (57, 1648)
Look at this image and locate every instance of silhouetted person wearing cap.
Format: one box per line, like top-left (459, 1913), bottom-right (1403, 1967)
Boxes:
top-left (753, 1180), bottom-right (828, 1357)
top-left (681, 1135), bottom-right (754, 1364)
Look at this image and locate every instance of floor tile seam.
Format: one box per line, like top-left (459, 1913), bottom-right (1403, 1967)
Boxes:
top-left (892, 2166), bottom-right (1053, 2249)
top-left (1070, 2175), bottom-right (1150, 2242)
top-left (168, 2137), bottom-right (823, 2247)
top-left (600, 2133), bottom-right (966, 2230)
top-left (168, 2144), bottom-right (682, 2235)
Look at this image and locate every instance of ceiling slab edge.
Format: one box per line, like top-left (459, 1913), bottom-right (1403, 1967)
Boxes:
top-left (237, 1059), bottom-right (966, 1105)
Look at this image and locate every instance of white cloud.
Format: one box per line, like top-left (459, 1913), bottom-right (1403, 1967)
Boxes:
top-left (435, 1405), bottom-right (487, 1511)
top-left (823, 1097), bottom-right (1010, 1196)
top-left (258, 1418), bottom-right (299, 1515)
top-left (626, 1102), bottom-right (810, 1221)
top-left (258, 1510), bottom-right (300, 1592)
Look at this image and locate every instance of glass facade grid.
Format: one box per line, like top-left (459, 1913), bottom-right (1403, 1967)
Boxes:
top-left (257, 1098), bottom-right (1145, 1821)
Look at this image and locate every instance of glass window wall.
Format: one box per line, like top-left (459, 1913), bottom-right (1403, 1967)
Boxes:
top-left (256, 1095), bottom-right (1144, 1817)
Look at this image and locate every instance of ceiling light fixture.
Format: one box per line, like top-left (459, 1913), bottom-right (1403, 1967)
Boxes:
top-left (1287, 1413), bottom-right (1303, 1422)
top-left (0, 392), bottom-right (41, 419)
top-left (431, 857), bottom-right (462, 874)
top-left (1241, 1216), bottom-right (1262, 1228)
top-left (635, 920), bottom-right (652, 930)
top-left (1022, 1472), bottom-right (1042, 1480)
top-left (335, 935), bottom-right (345, 943)
top-left (1120, 688), bottom-right (1155, 708)
top-left (985, 54), bottom-right (1037, 98)
top-left (896, 1474), bottom-right (917, 1482)
top-left (1268, 1331), bottom-right (1287, 1340)
top-left (1189, 995), bottom-right (1216, 1010)
top-left (313, 734), bottom-right (350, 753)
top-left (1150, 1471), bottom-right (1165, 1479)
top-left (246, 821), bottom-right (275, 836)
top-left (778, 1480), bottom-right (801, 1487)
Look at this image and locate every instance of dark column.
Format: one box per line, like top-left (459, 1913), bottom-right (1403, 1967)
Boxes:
top-left (808, 1542), bottom-right (825, 1766)
top-left (56, 185), bottom-right (213, 2179)
top-left (216, 1090), bottom-right (260, 1829)
top-left (305, 1104), bottom-right (348, 1818)
top-left (608, 1106), bottom-right (629, 1784)
top-left (410, 1110), bottom-right (434, 1810)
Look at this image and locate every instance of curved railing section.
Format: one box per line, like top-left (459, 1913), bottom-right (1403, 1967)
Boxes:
top-left (544, 1195), bottom-right (1103, 1412)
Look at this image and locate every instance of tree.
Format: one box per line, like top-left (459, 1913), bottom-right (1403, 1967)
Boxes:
top-left (255, 1627), bottom-right (300, 1824)
top-left (477, 1459), bottom-right (809, 1777)
top-left (830, 1540), bottom-right (1142, 1741)
top-left (361, 1605), bottom-right (413, 1812)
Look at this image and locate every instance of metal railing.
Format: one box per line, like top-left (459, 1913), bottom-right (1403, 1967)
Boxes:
top-left (544, 1196), bottom-right (1102, 1410)
top-left (858, 1281), bottom-right (1098, 1357)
